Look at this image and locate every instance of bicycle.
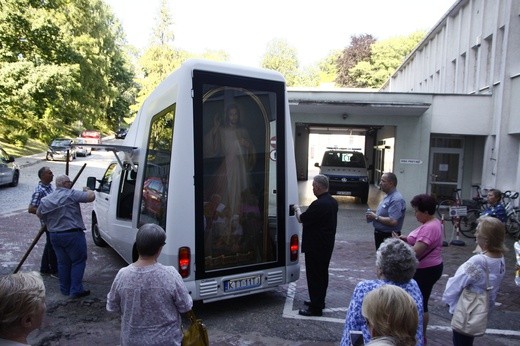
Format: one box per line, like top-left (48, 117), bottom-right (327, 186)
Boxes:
top-left (468, 184), bottom-right (488, 212)
top-left (504, 191), bottom-right (520, 240)
top-left (437, 188), bottom-right (480, 239)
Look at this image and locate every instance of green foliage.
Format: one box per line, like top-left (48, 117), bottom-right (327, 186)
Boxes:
top-left (0, 0), bottom-right (136, 144)
top-left (335, 34), bottom-right (376, 87)
top-left (132, 1), bottom-right (192, 114)
top-left (348, 31), bottom-right (426, 88)
top-left (260, 38), bottom-right (300, 86)
top-left (134, 46), bottom-right (190, 114)
top-left (317, 50), bottom-right (341, 85)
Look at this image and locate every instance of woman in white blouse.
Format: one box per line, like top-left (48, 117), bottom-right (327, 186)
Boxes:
top-left (442, 216), bottom-right (507, 346)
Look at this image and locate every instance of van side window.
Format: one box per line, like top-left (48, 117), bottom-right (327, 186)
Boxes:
top-left (139, 106), bottom-right (175, 229)
top-left (99, 163), bottom-right (117, 194)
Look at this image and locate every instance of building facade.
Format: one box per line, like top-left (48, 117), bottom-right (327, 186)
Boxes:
top-left (288, 0), bottom-right (519, 204)
top-left (382, 0), bottom-right (520, 198)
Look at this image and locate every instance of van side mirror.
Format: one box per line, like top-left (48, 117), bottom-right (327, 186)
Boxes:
top-left (314, 162), bottom-right (320, 168)
top-left (87, 176), bottom-right (97, 191)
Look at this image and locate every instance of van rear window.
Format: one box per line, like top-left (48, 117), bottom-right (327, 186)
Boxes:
top-left (322, 152), bottom-right (365, 168)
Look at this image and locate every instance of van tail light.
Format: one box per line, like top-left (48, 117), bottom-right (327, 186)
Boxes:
top-left (178, 247), bottom-right (191, 278)
top-left (290, 235), bottom-right (299, 262)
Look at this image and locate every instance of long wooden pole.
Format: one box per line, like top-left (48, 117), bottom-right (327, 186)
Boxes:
top-left (13, 164), bottom-right (87, 273)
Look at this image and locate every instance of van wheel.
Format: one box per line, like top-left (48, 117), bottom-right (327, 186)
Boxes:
top-left (360, 194), bottom-right (369, 204)
top-left (92, 219), bottom-right (107, 247)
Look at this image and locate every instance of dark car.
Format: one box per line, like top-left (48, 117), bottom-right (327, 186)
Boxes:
top-left (115, 128), bottom-right (128, 139)
top-left (0, 146), bottom-right (20, 187)
top-left (46, 138), bottom-right (76, 161)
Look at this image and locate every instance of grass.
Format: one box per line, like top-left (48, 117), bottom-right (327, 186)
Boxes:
top-left (0, 138), bottom-right (48, 158)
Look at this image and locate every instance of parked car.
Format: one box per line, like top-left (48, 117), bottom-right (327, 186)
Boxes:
top-left (46, 138), bottom-right (76, 161)
top-left (115, 128), bottom-right (128, 139)
top-left (141, 177), bottom-right (167, 218)
top-left (315, 148), bottom-right (370, 204)
top-left (74, 138), bottom-right (92, 157)
top-left (0, 146), bottom-right (20, 187)
top-left (80, 130), bottom-right (102, 145)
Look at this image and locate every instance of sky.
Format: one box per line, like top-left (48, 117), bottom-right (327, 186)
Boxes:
top-left (105, 0), bottom-right (456, 68)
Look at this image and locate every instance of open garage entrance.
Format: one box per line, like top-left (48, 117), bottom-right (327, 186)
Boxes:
top-left (294, 123), bottom-right (399, 206)
top-left (294, 123), bottom-right (380, 182)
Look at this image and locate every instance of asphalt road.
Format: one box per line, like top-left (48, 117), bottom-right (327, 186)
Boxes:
top-left (1, 157), bottom-right (519, 345)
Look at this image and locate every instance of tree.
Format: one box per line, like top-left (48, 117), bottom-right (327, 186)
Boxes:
top-left (349, 31), bottom-right (425, 88)
top-left (317, 50), bottom-right (341, 86)
top-left (335, 34), bottom-right (376, 87)
top-left (134, 0), bottom-right (190, 114)
top-left (151, 0), bottom-right (175, 46)
top-left (260, 38), bottom-right (299, 86)
top-left (0, 0), bottom-right (135, 143)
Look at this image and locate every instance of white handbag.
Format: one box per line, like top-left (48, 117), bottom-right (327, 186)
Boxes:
top-left (450, 255), bottom-right (491, 337)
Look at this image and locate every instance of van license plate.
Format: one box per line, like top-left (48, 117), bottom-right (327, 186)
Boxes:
top-left (224, 275), bottom-right (262, 292)
top-left (337, 191), bottom-right (352, 195)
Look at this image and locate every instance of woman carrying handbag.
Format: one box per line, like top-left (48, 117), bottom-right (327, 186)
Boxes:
top-left (442, 216), bottom-right (507, 346)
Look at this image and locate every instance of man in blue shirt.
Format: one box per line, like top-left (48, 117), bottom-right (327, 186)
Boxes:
top-left (37, 174), bottom-right (95, 298)
top-left (28, 166), bottom-right (58, 276)
top-left (366, 172), bottom-right (406, 250)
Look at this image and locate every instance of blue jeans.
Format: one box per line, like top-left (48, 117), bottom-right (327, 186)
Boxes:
top-left (40, 229), bottom-right (58, 273)
top-left (49, 231), bottom-right (88, 296)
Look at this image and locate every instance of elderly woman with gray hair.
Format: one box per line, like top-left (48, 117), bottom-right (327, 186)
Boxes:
top-left (340, 238), bottom-right (424, 346)
top-left (0, 271), bottom-right (46, 344)
top-left (107, 223), bottom-right (193, 346)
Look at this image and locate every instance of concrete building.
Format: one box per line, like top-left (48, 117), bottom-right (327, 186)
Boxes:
top-left (289, 0), bottom-right (519, 203)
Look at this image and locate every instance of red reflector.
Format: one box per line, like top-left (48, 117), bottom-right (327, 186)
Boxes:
top-left (290, 235), bottom-right (299, 261)
top-left (178, 247), bottom-right (190, 278)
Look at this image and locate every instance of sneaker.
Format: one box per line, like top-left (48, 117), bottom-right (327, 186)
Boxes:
top-left (70, 290), bottom-right (90, 299)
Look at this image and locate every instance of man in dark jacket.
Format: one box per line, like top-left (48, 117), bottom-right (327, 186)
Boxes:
top-left (295, 174), bottom-right (338, 316)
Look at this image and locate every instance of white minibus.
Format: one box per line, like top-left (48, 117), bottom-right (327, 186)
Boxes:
top-left (87, 59), bottom-right (300, 301)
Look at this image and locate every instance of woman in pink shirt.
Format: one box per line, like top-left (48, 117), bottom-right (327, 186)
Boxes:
top-left (394, 194), bottom-right (443, 344)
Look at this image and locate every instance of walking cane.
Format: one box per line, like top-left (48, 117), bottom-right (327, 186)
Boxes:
top-left (13, 163), bottom-right (87, 274)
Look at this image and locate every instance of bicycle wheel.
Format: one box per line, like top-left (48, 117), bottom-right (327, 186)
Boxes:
top-left (506, 215), bottom-right (520, 240)
top-left (437, 200), bottom-right (455, 221)
top-left (459, 209), bottom-right (479, 238)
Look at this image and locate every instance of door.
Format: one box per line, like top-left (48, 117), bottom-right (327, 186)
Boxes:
top-left (429, 147), bottom-right (463, 200)
top-left (96, 163), bottom-right (117, 235)
top-left (194, 69), bottom-right (285, 276)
